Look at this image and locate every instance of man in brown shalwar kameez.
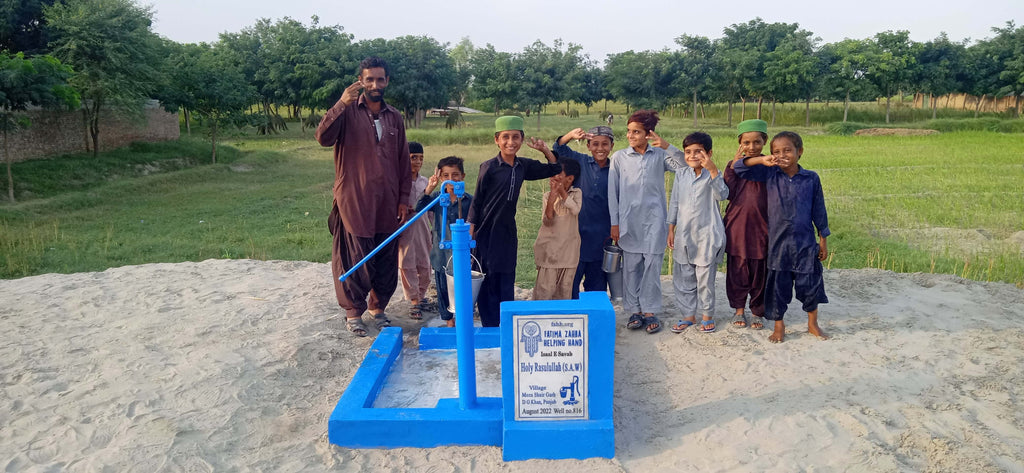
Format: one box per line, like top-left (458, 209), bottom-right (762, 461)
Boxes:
top-left (315, 56), bottom-right (411, 337)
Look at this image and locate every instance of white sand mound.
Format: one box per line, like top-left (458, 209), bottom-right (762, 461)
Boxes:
top-left (2, 259), bottom-right (1023, 472)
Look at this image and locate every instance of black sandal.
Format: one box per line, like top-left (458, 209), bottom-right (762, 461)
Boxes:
top-left (644, 316), bottom-right (662, 334)
top-left (374, 313), bottom-right (391, 330)
top-left (626, 313), bottom-right (644, 330)
top-left (346, 318), bottom-right (368, 337)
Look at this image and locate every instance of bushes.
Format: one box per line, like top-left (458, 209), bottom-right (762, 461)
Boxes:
top-left (825, 122), bottom-right (871, 135)
top-left (826, 118), bottom-right (1024, 135)
top-left (924, 118), bottom-right (1024, 133)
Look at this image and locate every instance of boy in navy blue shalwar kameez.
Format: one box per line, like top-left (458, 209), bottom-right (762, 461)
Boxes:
top-left (552, 126), bottom-right (614, 299)
top-left (733, 131), bottom-right (830, 343)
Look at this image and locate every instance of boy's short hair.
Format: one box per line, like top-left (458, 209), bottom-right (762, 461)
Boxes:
top-left (358, 56), bottom-right (390, 77)
top-left (494, 130), bottom-right (526, 139)
top-left (770, 131), bottom-right (803, 150)
top-left (627, 109), bottom-right (659, 132)
top-left (408, 141), bottom-right (424, 154)
top-left (738, 132), bottom-right (769, 143)
top-left (560, 158), bottom-right (581, 184)
top-left (437, 155), bottom-right (465, 175)
top-left (682, 132), bottom-right (713, 152)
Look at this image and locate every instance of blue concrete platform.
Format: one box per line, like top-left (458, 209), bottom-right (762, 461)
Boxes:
top-left (328, 327), bottom-right (503, 448)
top-left (418, 326), bottom-right (501, 350)
top-left (500, 292), bottom-right (616, 460)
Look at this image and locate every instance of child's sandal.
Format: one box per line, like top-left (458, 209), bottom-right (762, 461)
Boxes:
top-left (626, 313), bottom-right (644, 330)
top-left (732, 313), bottom-right (748, 328)
top-left (750, 316), bottom-right (765, 330)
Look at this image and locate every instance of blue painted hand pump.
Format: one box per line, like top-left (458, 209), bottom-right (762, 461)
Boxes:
top-left (337, 180), bottom-right (479, 408)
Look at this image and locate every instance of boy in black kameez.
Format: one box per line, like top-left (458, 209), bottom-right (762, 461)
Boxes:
top-left (468, 116), bottom-right (561, 327)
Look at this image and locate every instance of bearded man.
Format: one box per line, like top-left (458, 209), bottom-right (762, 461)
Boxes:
top-left (315, 56), bottom-right (411, 337)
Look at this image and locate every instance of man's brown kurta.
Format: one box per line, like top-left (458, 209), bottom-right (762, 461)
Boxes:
top-left (316, 95), bottom-right (410, 317)
top-left (316, 95), bottom-right (410, 237)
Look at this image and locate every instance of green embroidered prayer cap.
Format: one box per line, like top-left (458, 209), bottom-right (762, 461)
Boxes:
top-left (495, 115), bottom-right (524, 132)
top-left (737, 119), bottom-right (768, 136)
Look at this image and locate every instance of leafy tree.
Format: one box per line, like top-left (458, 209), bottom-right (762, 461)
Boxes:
top-left (297, 20), bottom-right (356, 112)
top-left (449, 37), bottom-right (475, 108)
top-left (712, 44), bottom-right (751, 125)
top-left (871, 30), bottom-right (918, 123)
top-left (960, 36), bottom-right (1004, 116)
top-left (188, 47), bottom-right (254, 163)
top-left (470, 44), bottom-right (516, 115)
top-left (242, 16), bottom-right (354, 123)
top-left (604, 49), bottom-right (683, 111)
top-left (720, 18), bottom-right (803, 118)
top-left (219, 18), bottom-right (288, 133)
top-left (916, 33), bottom-right (968, 119)
top-left (820, 39), bottom-right (878, 122)
top-left (675, 34), bottom-right (716, 127)
top-left (157, 40), bottom-right (203, 135)
top-left (0, 51), bottom-right (78, 201)
top-left (0, 0), bottom-right (57, 54)
top-left (987, 21), bottom-right (1024, 118)
top-left (763, 30), bottom-right (819, 126)
top-left (575, 65), bottom-right (605, 114)
top-left (45, 0), bottom-right (163, 156)
top-left (514, 39), bottom-right (586, 129)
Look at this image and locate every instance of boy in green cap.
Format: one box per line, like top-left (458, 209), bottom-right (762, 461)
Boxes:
top-left (468, 116), bottom-right (561, 326)
top-left (724, 119), bottom-right (769, 330)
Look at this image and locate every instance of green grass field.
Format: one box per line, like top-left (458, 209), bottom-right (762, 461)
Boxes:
top-left (2, 112), bottom-right (1022, 289)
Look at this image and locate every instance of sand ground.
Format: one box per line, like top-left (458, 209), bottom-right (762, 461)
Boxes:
top-left (2, 259), bottom-right (1023, 472)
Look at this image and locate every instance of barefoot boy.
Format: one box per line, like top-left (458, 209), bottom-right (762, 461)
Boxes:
top-left (733, 131), bottom-right (830, 343)
top-left (724, 119), bottom-right (770, 330)
top-left (468, 116), bottom-right (561, 327)
top-left (667, 132), bottom-right (728, 334)
top-left (416, 156), bottom-right (473, 327)
top-left (533, 159), bottom-right (583, 300)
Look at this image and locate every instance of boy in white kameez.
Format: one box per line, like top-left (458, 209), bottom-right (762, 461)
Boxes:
top-left (667, 132), bottom-right (728, 333)
top-left (608, 109), bottom-right (683, 335)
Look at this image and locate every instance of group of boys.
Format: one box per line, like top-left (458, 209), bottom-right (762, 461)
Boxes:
top-left (605, 113), bottom-right (830, 343)
top-left (317, 56), bottom-right (830, 343)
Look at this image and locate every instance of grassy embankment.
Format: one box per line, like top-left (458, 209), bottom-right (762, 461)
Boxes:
top-left (2, 110), bottom-right (1022, 288)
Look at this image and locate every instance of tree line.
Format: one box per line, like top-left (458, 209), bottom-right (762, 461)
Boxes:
top-left (2, 0), bottom-right (1023, 191)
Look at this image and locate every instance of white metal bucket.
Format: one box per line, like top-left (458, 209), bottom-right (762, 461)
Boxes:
top-left (444, 254), bottom-right (485, 314)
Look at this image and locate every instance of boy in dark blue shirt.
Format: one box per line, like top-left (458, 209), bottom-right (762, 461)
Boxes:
top-left (416, 156), bottom-right (473, 327)
top-left (733, 131), bottom-right (830, 343)
top-left (552, 126), bottom-right (614, 299)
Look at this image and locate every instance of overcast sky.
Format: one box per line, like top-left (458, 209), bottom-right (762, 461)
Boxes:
top-left (144, 0), bottom-right (1023, 62)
